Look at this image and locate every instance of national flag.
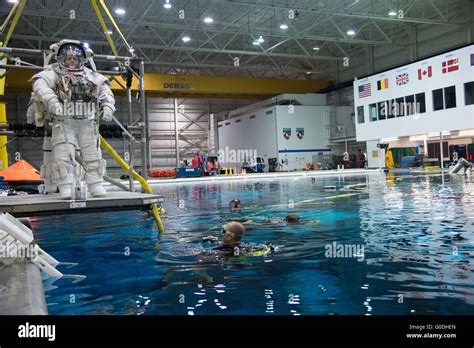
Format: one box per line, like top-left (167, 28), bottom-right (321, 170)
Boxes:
top-left (396, 73), bottom-right (409, 86)
top-left (418, 66), bottom-right (432, 80)
top-left (358, 83), bottom-right (371, 98)
top-left (442, 58), bottom-right (459, 73)
top-left (377, 78), bottom-right (389, 90)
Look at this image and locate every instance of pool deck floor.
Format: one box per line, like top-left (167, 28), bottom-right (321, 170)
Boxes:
top-left (106, 168), bottom-right (382, 189)
top-left (0, 191), bottom-right (164, 217)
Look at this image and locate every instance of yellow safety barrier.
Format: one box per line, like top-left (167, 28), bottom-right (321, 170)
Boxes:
top-left (100, 135), bottom-right (165, 233)
top-left (90, 0), bottom-right (164, 232)
top-left (0, 0), bottom-right (27, 169)
top-left (0, 56), bottom-right (7, 170)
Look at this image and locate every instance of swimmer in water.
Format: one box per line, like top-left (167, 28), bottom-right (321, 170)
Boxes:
top-left (202, 221), bottom-right (273, 257)
top-left (236, 213), bottom-right (303, 226)
top-left (284, 213), bottom-right (300, 223)
top-left (229, 198), bottom-right (241, 211)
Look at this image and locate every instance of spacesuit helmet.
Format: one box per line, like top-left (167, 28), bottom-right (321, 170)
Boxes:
top-left (56, 42), bottom-right (86, 69)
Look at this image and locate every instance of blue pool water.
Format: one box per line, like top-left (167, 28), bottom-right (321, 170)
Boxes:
top-left (33, 172), bottom-right (474, 315)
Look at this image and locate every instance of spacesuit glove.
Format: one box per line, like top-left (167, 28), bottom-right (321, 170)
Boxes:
top-left (48, 100), bottom-right (63, 116)
top-left (101, 106), bottom-right (114, 122)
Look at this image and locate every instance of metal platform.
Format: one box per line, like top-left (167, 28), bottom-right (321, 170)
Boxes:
top-left (0, 192), bottom-right (164, 217)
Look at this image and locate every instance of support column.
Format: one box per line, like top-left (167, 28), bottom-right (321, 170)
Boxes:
top-left (440, 132), bottom-right (444, 171)
top-left (174, 98), bottom-right (180, 167)
top-left (127, 88), bottom-right (135, 192)
top-left (468, 0), bottom-right (474, 43)
top-left (409, 24), bottom-right (418, 61)
top-left (138, 60), bottom-right (149, 178)
top-left (366, 45), bottom-right (375, 75)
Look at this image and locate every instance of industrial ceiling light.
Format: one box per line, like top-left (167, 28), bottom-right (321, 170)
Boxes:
top-left (280, 23), bottom-right (288, 30)
top-left (252, 40), bottom-right (260, 46)
top-left (115, 8), bottom-right (126, 15)
top-left (107, 29), bottom-right (113, 35)
top-left (164, 0), bottom-right (172, 9)
top-left (347, 29), bottom-right (356, 36)
top-left (313, 46), bottom-right (320, 51)
top-left (204, 17), bottom-right (214, 24)
top-left (257, 36), bottom-right (264, 43)
top-left (388, 10), bottom-right (397, 16)
top-left (7, 0), bottom-right (18, 3)
top-left (182, 36), bottom-right (191, 43)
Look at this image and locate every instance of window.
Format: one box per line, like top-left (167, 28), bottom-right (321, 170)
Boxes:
top-left (395, 97), bottom-right (405, 117)
top-left (387, 100), bottom-right (396, 119)
top-left (357, 106), bottom-right (365, 124)
top-left (415, 93), bottom-right (426, 113)
top-left (378, 101), bottom-right (387, 120)
top-left (433, 88), bottom-right (444, 111)
top-left (445, 86), bottom-right (456, 109)
top-left (235, 119), bottom-right (241, 123)
top-left (405, 95), bottom-right (415, 115)
top-left (465, 82), bottom-right (474, 105)
top-left (428, 142), bottom-right (449, 161)
top-left (249, 115), bottom-right (256, 119)
top-left (369, 103), bottom-right (378, 122)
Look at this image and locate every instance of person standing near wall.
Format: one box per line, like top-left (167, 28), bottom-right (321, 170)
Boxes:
top-left (192, 151), bottom-right (205, 176)
top-left (356, 149), bottom-right (362, 168)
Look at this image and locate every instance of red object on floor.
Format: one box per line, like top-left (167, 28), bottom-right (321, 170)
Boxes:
top-left (148, 169), bottom-right (176, 178)
top-left (0, 160), bottom-right (43, 182)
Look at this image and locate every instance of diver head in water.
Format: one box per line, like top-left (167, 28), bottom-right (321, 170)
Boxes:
top-left (221, 221), bottom-right (245, 246)
top-left (285, 213), bottom-right (300, 223)
top-left (229, 198), bottom-right (241, 211)
top-left (202, 220), bottom-right (274, 258)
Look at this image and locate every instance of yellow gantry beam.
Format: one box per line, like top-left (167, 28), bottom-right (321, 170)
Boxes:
top-left (6, 70), bottom-right (332, 97)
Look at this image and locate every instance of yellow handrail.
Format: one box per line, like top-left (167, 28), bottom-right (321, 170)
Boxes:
top-left (91, 0), bottom-right (164, 232)
top-left (0, 0), bottom-right (20, 34)
top-left (100, 135), bottom-right (165, 233)
top-left (2, 0), bottom-right (27, 48)
top-left (90, 0), bottom-right (118, 56)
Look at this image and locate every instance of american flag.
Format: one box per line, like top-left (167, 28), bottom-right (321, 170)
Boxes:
top-left (396, 73), bottom-right (409, 85)
top-left (442, 58), bottom-right (459, 73)
top-left (358, 83), bottom-right (371, 98)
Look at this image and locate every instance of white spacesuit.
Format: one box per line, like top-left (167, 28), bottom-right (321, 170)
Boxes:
top-left (31, 40), bottom-right (115, 199)
top-left (26, 97), bottom-right (58, 194)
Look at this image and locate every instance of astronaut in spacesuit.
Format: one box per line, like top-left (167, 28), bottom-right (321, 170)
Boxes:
top-left (30, 40), bottom-right (115, 199)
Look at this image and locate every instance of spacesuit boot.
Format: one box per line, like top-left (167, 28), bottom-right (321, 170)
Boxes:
top-left (89, 183), bottom-right (107, 197)
top-left (58, 184), bottom-right (73, 200)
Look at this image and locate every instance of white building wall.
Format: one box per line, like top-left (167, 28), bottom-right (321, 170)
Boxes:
top-left (217, 107), bottom-right (278, 167)
top-left (275, 105), bottom-right (331, 171)
top-left (354, 44), bottom-right (474, 142)
top-left (366, 140), bottom-right (385, 169)
top-left (217, 103), bottom-right (332, 171)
